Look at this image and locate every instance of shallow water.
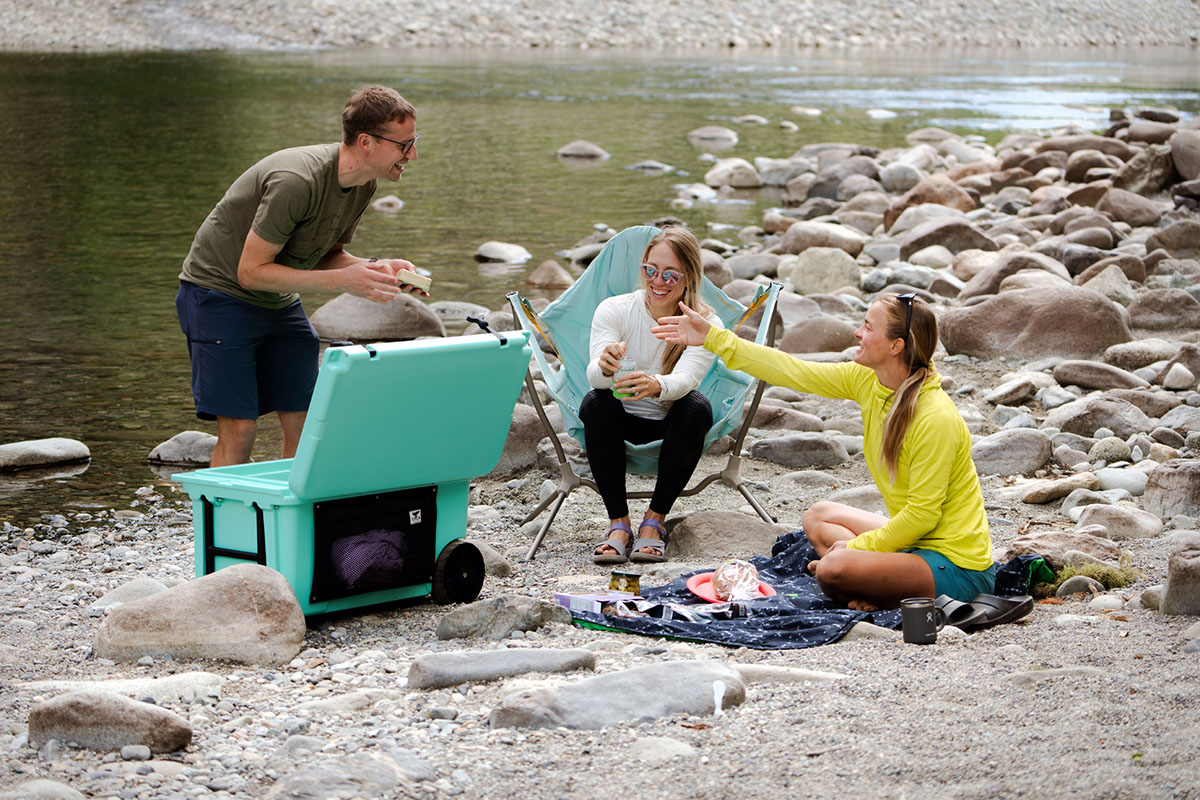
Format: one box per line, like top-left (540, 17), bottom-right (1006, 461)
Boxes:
top-left (1, 46), bottom-right (1197, 525)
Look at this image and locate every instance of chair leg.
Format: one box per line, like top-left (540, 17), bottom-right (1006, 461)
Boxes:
top-left (524, 490), bottom-right (568, 561)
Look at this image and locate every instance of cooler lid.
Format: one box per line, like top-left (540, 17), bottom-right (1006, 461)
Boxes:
top-left (289, 330), bottom-right (531, 500)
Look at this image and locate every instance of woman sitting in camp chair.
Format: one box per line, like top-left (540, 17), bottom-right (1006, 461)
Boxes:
top-left (653, 292), bottom-right (994, 609)
top-left (585, 227), bottom-right (723, 565)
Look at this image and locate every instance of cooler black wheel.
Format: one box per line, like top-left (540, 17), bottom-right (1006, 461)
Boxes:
top-left (431, 539), bottom-right (484, 605)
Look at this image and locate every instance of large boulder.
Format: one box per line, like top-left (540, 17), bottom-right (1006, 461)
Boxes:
top-left (310, 294), bottom-right (446, 341)
top-left (779, 316), bottom-right (858, 353)
top-left (94, 564), bottom-right (305, 666)
top-left (1127, 289), bottom-right (1200, 330)
top-left (785, 247), bottom-right (862, 293)
top-left (971, 429), bottom-right (1052, 476)
top-left (1043, 395), bottom-right (1154, 439)
top-left (1143, 460), bottom-right (1200, 519)
top-left (1095, 188), bottom-right (1164, 227)
top-left (957, 251), bottom-right (1071, 301)
top-left (489, 404), bottom-right (545, 477)
top-left (1161, 539), bottom-right (1200, 616)
top-left (1145, 220), bottom-right (1200, 260)
top-left (666, 510), bottom-right (794, 559)
top-left (939, 286), bottom-right (1132, 359)
top-left (1170, 129), bottom-right (1200, 181)
top-left (704, 157), bottom-right (763, 189)
top-left (884, 174), bottom-right (977, 230)
top-left (898, 217), bottom-right (997, 261)
top-left (777, 221), bottom-right (868, 257)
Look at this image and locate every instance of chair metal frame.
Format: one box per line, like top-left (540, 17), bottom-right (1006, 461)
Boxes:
top-left (506, 226), bottom-right (782, 560)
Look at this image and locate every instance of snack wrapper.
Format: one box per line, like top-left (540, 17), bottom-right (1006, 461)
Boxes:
top-left (710, 558), bottom-right (760, 601)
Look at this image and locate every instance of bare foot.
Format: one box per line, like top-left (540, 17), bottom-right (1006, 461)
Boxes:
top-left (806, 558), bottom-right (820, 575)
top-left (847, 598), bottom-right (879, 612)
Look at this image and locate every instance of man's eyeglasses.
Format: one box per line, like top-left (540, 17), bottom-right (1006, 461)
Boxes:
top-left (897, 293), bottom-right (917, 343)
top-left (370, 132), bottom-right (419, 156)
top-left (642, 263), bottom-right (683, 286)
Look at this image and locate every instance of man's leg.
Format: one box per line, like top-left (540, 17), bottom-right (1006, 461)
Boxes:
top-left (277, 411), bottom-right (307, 459)
top-left (212, 416), bottom-right (257, 467)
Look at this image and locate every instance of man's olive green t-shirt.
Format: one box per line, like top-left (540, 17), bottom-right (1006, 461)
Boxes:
top-left (179, 143), bottom-right (376, 309)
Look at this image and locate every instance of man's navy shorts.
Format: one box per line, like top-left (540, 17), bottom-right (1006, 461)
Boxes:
top-left (176, 282), bottom-right (319, 421)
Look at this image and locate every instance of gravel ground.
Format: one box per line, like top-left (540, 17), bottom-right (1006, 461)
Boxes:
top-left (3, 347), bottom-right (1199, 800)
top-left (0, 0), bottom-right (1198, 52)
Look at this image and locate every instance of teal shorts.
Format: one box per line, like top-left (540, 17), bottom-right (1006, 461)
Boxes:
top-left (909, 549), bottom-right (995, 603)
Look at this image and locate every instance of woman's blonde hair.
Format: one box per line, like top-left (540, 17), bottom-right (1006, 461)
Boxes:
top-left (642, 227), bottom-right (711, 374)
top-left (880, 293), bottom-right (937, 481)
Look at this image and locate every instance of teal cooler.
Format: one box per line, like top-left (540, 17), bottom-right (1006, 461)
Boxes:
top-left (172, 331), bottom-right (530, 616)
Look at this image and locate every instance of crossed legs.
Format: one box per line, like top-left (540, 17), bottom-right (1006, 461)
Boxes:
top-left (802, 500), bottom-right (935, 611)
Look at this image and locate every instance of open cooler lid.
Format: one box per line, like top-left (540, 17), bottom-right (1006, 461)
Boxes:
top-left (288, 330), bottom-right (531, 500)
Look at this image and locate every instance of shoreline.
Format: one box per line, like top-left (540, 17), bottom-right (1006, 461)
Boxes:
top-left (1, 0), bottom-right (1198, 53)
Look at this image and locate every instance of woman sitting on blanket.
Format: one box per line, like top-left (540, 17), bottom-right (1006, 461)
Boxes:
top-left (584, 227), bottom-right (723, 565)
top-left (653, 292), bottom-right (994, 609)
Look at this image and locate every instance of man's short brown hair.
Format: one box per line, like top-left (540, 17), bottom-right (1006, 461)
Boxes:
top-left (342, 85), bottom-right (416, 145)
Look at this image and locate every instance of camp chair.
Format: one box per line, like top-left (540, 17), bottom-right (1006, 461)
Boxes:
top-left (506, 225), bottom-right (783, 560)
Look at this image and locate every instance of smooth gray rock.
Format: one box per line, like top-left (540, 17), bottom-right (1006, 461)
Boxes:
top-left (428, 299), bottom-right (491, 323)
top-left (1043, 395), bottom-right (1154, 439)
top-left (1159, 405), bottom-right (1200, 433)
top-left (971, 428), bottom-right (1052, 475)
top-left (0, 780), bottom-right (86, 800)
top-left (1004, 530), bottom-right (1120, 568)
top-left (556, 140), bottom-right (609, 159)
top-left (406, 648), bottom-right (595, 690)
top-left (726, 252), bottom-right (779, 279)
top-left (1161, 540), bottom-right (1200, 615)
top-left (1005, 666), bottom-right (1108, 685)
top-left (940, 286), bottom-right (1132, 360)
top-left (1061, 488), bottom-right (1134, 516)
top-left (785, 247), bottom-right (862, 293)
top-left (749, 432), bottom-right (849, 468)
top-left (310, 293), bottom-right (446, 341)
top-left (1127, 289), bottom-right (1200, 330)
top-left (474, 241), bottom-right (532, 263)
top-left (435, 595), bottom-right (571, 640)
top-left (1053, 360), bottom-right (1149, 391)
top-left (489, 404), bottom-right (544, 477)
top-left (825, 484), bottom-right (887, 515)
top-left (1076, 504), bottom-right (1163, 540)
top-left (489, 660), bottom-right (746, 729)
top-left (147, 431), bottom-right (216, 466)
top-left (1056, 575), bottom-right (1105, 597)
top-left (470, 539), bottom-right (513, 578)
top-left (265, 751), bottom-right (436, 799)
top-left (94, 564), bottom-right (305, 666)
top-left (667, 510), bottom-right (793, 559)
top-left (0, 438), bottom-right (90, 471)
top-left (1094, 467), bottom-right (1148, 496)
top-left (28, 691), bottom-right (192, 753)
top-left (1144, 459), bottom-right (1200, 519)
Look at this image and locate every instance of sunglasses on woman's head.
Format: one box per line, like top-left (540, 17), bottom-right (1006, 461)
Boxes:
top-left (897, 292), bottom-right (917, 343)
top-left (642, 263), bottom-right (683, 286)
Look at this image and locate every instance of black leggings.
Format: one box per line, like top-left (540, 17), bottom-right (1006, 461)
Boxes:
top-left (579, 389), bottom-right (713, 520)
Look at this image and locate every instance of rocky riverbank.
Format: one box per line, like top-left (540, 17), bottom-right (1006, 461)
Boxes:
top-left (1, 0), bottom-right (1198, 52)
top-left (6, 103), bottom-right (1200, 798)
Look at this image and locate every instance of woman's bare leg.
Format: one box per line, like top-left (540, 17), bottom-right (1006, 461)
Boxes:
top-left (812, 548), bottom-right (935, 611)
top-left (802, 501), bottom-right (890, 557)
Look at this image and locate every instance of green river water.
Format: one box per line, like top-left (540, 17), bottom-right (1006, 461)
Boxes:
top-left (1, 46), bottom-right (1197, 525)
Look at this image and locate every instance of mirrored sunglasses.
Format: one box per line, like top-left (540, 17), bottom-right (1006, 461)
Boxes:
top-left (641, 263), bottom-right (683, 286)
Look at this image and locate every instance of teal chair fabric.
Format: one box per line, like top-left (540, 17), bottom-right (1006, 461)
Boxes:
top-left (507, 225), bottom-right (782, 559)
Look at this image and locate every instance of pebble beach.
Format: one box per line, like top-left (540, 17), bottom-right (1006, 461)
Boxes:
top-left (4, 2), bottom-right (1200, 799)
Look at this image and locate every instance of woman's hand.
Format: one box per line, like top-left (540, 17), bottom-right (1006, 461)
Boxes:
top-left (598, 341), bottom-right (627, 377)
top-left (613, 371), bottom-right (662, 401)
top-left (651, 301), bottom-right (711, 346)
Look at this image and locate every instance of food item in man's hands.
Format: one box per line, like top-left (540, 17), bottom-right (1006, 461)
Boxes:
top-left (710, 558), bottom-right (760, 601)
top-left (395, 268), bottom-right (432, 293)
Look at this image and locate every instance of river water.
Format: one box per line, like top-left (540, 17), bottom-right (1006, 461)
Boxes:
top-left (1, 46), bottom-right (1197, 525)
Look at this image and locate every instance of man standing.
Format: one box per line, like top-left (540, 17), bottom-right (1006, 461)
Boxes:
top-left (176, 85), bottom-right (423, 466)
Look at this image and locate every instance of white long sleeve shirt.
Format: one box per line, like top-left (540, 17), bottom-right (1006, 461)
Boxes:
top-left (586, 290), bottom-right (722, 420)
